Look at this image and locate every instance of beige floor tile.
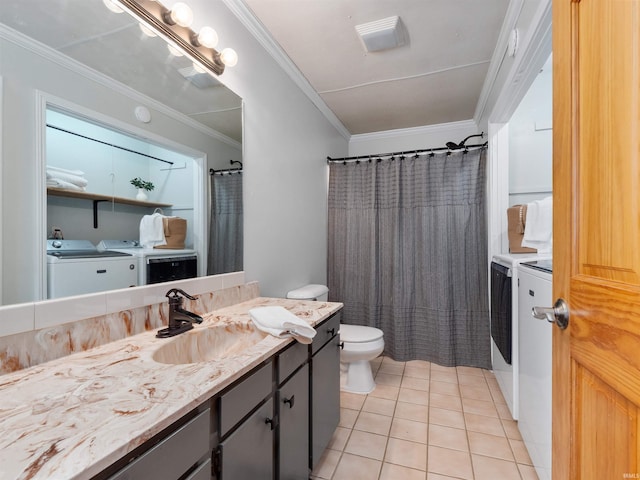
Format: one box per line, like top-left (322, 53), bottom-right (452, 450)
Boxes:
top-left (340, 391), bottom-right (366, 410)
top-left (489, 384), bottom-right (508, 405)
top-left (456, 366), bottom-right (485, 377)
top-left (471, 454), bottom-right (521, 480)
top-left (385, 437), bottom-right (428, 471)
top-left (369, 384), bottom-right (400, 401)
top-left (430, 363), bottom-right (457, 373)
top-left (380, 462), bottom-right (428, 480)
top-left (339, 408), bottom-right (359, 429)
top-left (399, 387), bottom-right (430, 406)
top-left (395, 401), bottom-right (429, 423)
top-left (354, 411), bottom-right (393, 436)
top-left (509, 438), bottom-right (533, 465)
top-left (382, 357), bottom-right (407, 367)
top-left (378, 363), bottom-right (406, 376)
top-left (495, 402), bottom-right (514, 420)
top-left (427, 473), bottom-right (461, 480)
top-left (518, 463), bottom-right (541, 480)
top-left (404, 365), bottom-right (431, 379)
top-left (457, 373), bottom-right (489, 387)
top-left (428, 407), bottom-right (466, 429)
top-left (363, 396), bottom-right (397, 416)
top-left (390, 417), bottom-right (429, 444)
top-left (310, 448), bottom-right (341, 479)
top-left (461, 397), bottom-right (499, 418)
top-left (402, 376), bottom-right (430, 392)
top-left (332, 453), bottom-right (382, 480)
top-left (376, 372), bottom-right (403, 387)
top-left (501, 418), bottom-right (523, 440)
top-left (427, 445), bottom-right (473, 479)
top-left (327, 426), bottom-right (351, 451)
top-left (430, 370), bottom-right (459, 384)
top-left (428, 424), bottom-right (469, 452)
top-left (468, 431), bottom-right (514, 461)
top-left (464, 412), bottom-right (506, 437)
top-left (344, 429), bottom-right (388, 461)
top-left (406, 359), bottom-right (431, 369)
top-left (430, 380), bottom-right (461, 397)
top-left (459, 383), bottom-right (493, 402)
top-left (429, 393), bottom-right (463, 412)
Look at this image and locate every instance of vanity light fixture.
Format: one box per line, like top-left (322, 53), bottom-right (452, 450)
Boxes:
top-left (139, 22), bottom-right (157, 37)
top-left (113, 0), bottom-right (237, 75)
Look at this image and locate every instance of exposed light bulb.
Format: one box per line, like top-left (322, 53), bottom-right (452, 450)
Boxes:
top-left (139, 23), bottom-right (157, 37)
top-left (169, 2), bottom-right (194, 27)
top-left (192, 62), bottom-right (207, 74)
top-left (220, 48), bottom-right (238, 67)
top-left (197, 26), bottom-right (218, 48)
top-left (167, 44), bottom-right (184, 57)
top-left (103, 0), bottom-right (124, 13)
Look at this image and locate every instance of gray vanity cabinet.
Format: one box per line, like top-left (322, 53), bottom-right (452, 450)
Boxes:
top-left (310, 313), bottom-right (341, 468)
top-left (277, 341), bottom-right (310, 480)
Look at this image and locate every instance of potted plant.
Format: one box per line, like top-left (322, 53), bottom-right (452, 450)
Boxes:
top-left (130, 177), bottom-right (155, 201)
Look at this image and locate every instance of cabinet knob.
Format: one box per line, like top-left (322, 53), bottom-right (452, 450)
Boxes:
top-left (265, 417), bottom-right (275, 430)
top-left (327, 328), bottom-right (336, 336)
top-left (283, 395), bottom-right (295, 409)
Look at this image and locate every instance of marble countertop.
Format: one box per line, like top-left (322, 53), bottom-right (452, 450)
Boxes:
top-left (0, 297), bottom-right (342, 480)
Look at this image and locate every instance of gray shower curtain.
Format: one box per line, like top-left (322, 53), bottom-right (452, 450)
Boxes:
top-left (327, 149), bottom-right (490, 369)
top-left (208, 172), bottom-right (243, 275)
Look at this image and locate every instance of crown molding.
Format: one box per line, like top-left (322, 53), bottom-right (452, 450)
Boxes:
top-left (0, 24), bottom-right (241, 150)
top-left (221, 0), bottom-right (351, 141)
top-left (349, 119), bottom-right (478, 143)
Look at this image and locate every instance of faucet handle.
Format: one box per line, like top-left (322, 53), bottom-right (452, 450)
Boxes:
top-left (165, 288), bottom-right (197, 301)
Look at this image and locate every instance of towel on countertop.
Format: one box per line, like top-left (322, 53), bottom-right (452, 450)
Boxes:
top-left (249, 306), bottom-right (316, 344)
top-left (139, 212), bottom-right (166, 248)
top-left (522, 195), bottom-right (553, 253)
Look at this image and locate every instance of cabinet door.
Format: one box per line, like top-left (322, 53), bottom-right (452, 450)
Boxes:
top-left (279, 364), bottom-right (309, 480)
top-left (311, 335), bottom-right (340, 468)
top-left (218, 398), bottom-right (274, 480)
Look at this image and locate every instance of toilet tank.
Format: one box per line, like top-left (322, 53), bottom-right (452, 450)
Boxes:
top-left (286, 284), bottom-right (329, 301)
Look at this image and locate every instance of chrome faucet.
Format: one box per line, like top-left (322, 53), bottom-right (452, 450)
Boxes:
top-left (156, 288), bottom-right (203, 338)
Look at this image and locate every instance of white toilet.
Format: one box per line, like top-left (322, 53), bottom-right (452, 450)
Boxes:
top-left (286, 284), bottom-right (385, 395)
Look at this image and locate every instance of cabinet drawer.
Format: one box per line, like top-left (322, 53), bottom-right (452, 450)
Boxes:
top-left (186, 459), bottom-right (211, 480)
top-left (220, 362), bottom-right (272, 437)
top-left (311, 312), bottom-right (341, 354)
top-left (108, 409), bottom-right (210, 480)
top-left (278, 341), bottom-right (308, 385)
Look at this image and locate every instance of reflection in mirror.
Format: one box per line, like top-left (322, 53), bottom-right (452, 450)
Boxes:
top-left (0, 0), bottom-right (243, 306)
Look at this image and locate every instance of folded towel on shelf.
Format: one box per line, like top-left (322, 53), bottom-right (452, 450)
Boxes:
top-left (522, 195), bottom-right (553, 253)
top-left (46, 165), bottom-right (86, 176)
top-left (46, 170), bottom-right (88, 188)
top-left (139, 212), bottom-right (166, 248)
top-left (249, 306), bottom-right (317, 344)
top-left (46, 178), bottom-right (86, 191)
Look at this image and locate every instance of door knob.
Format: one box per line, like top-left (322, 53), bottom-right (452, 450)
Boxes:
top-left (532, 298), bottom-right (569, 330)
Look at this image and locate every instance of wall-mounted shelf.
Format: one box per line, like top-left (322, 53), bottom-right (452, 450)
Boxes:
top-left (47, 187), bottom-right (172, 228)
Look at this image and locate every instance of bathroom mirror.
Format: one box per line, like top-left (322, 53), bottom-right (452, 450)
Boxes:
top-left (0, 0), bottom-right (243, 306)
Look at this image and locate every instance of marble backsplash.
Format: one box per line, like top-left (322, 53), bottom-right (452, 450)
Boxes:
top-left (0, 280), bottom-right (260, 375)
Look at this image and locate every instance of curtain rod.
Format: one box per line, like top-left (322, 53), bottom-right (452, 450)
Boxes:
top-left (210, 160), bottom-right (243, 174)
top-left (46, 124), bottom-right (174, 165)
top-left (326, 142), bottom-right (488, 163)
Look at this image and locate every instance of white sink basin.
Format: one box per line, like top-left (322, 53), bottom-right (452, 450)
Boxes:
top-left (152, 323), bottom-right (269, 365)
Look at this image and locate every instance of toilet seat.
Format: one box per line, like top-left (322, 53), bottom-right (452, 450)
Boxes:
top-left (340, 324), bottom-right (383, 343)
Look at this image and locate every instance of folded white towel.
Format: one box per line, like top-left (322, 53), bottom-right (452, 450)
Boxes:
top-left (46, 170), bottom-right (88, 188)
top-left (46, 165), bottom-right (85, 176)
top-left (139, 212), bottom-right (166, 248)
top-left (522, 196), bottom-right (553, 253)
top-left (249, 306), bottom-right (316, 344)
top-left (46, 178), bottom-right (86, 191)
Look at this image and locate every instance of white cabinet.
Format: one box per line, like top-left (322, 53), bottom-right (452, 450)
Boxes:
top-left (518, 264), bottom-right (552, 480)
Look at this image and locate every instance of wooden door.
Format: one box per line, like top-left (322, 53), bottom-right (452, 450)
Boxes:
top-left (553, 0), bottom-right (640, 479)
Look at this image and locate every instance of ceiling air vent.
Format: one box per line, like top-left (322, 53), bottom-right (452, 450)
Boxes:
top-left (355, 16), bottom-right (407, 53)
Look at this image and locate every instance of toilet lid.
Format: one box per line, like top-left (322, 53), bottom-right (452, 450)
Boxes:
top-left (339, 324), bottom-right (384, 343)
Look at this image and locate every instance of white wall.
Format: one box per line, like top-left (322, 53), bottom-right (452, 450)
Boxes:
top-left (348, 120), bottom-right (480, 156)
top-left (508, 56), bottom-right (552, 206)
top-left (186, 0), bottom-right (349, 298)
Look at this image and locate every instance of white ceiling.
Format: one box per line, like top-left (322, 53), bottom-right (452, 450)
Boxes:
top-left (240, 0), bottom-right (510, 135)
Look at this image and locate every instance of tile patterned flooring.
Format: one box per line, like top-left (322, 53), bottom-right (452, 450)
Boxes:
top-left (311, 356), bottom-right (539, 480)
